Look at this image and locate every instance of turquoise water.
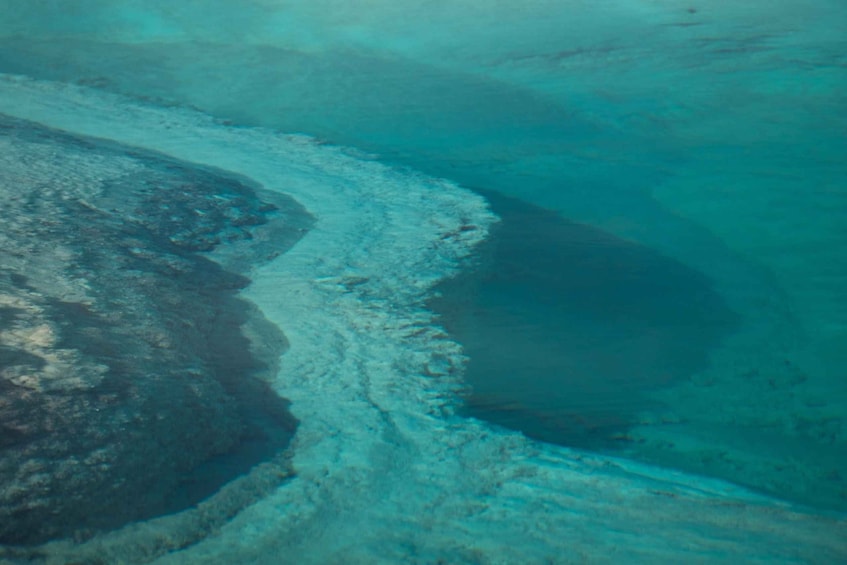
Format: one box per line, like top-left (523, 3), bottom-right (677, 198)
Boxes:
top-left (430, 188), bottom-right (739, 449)
top-left (1, 1), bottom-right (846, 562)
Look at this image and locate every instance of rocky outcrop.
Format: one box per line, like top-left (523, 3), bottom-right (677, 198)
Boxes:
top-left (0, 115), bottom-right (311, 545)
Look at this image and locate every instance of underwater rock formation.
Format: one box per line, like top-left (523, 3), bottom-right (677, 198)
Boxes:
top-left (0, 115), bottom-right (309, 545)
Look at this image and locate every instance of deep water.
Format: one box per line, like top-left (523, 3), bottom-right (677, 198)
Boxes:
top-left (430, 188), bottom-right (739, 449)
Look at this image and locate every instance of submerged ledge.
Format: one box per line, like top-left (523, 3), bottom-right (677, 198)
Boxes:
top-left (0, 75), bottom-right (844, 563)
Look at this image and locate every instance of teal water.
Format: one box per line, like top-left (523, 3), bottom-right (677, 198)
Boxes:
top-left (1, 1), bottom-right (846, 561)
top-left (430, 189), bottom-right (739, 449)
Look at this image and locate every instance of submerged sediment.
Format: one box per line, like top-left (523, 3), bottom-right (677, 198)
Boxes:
top-left (0, 115), bottom-right (311, 545)
top-left (1, 76), bottom-right (845, 564)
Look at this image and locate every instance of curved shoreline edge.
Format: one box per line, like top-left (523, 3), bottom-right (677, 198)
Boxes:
top-left (1, 75), bottom-right (844, 563)
top-left (0, 113), bottom-right (310, 545)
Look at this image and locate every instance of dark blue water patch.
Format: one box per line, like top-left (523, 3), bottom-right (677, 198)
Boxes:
top-left (0, 115), bottom-right (312, 546)
top-left (430, 189), bottom-right (740, 449)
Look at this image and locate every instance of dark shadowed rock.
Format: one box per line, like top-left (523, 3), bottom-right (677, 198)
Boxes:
top-left (0, 115), bottom-right (312, 545)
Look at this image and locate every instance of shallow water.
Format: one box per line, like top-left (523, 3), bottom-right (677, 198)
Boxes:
top-left (0, 1), bottom-right (846, 562)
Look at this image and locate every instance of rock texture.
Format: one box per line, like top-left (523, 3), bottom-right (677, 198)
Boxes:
top-left (0, 115), bottom-right (309, 545)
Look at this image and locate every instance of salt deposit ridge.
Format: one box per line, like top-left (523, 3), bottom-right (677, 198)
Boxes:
top-left (1, 75), bottom-right (844, 563)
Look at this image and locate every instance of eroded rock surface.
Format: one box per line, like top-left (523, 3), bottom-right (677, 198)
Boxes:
top-left (0, 115), bottom-right (310, 545)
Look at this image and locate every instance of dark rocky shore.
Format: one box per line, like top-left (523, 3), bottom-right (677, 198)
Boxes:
top-left (0, 115), bottom-right (312, 545)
